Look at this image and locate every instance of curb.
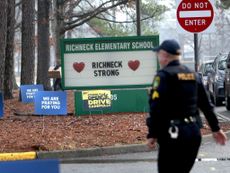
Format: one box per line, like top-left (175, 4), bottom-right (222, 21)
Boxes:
top-left (36, 130), bottom-right (230, 162)
top-left (37, 143), bottom-right (150, 160)
top-left (1, 131), bottom-right (230, 162)
top-left (0, 151), bottom-right (36, 161)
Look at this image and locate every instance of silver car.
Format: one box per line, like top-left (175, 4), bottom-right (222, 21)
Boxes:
top-left (199, 59), bottom-right (214, 89)
top-left (207, 53), bottom-right (227, 106)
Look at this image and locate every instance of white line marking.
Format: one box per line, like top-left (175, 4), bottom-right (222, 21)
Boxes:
top-left (196, 157), bottom-right (230, 162)
top-left (179, 10), bottom-right (211, 18)
top-left (216, 112), bottom-right (230, 121)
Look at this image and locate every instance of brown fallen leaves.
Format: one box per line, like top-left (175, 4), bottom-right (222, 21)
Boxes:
top-left (0, 90), bottom-right (229, 153)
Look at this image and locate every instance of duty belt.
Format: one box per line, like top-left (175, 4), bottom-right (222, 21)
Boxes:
top-left (170, 116), bottom-right (196, 125)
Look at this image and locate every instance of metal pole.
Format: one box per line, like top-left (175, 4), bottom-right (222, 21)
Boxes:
top-left (194, 33), bottom-right (199, 72)
top-left (136, 0), bottom-right (141, 36)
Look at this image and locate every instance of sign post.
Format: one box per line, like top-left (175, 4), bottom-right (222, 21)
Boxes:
top-left (194, 34), bottom-right (199, 72)
top-left (176, 0), bottom-right (214, 71)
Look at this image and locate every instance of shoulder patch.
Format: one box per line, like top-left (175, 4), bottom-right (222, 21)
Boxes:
top-left (152, 91), bottom-right (159, 100)
top-left (153, 76), bottom-right (160, 89)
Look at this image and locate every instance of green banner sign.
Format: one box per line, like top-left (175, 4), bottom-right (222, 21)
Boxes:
top-left (62, 36), bottom-right (159, 53)
top-left (75, 89), bottom-right (149, 116)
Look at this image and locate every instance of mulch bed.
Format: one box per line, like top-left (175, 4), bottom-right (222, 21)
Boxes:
top-left (1, 90), bottom-right (229, 153)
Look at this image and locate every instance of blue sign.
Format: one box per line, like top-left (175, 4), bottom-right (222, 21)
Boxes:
top-left (0, 93), bottom-right (3, 117)
top-left (0, 159), bottom-right (59, 173)
top-left (34, 91), bottom-right (67, 115)
top-left (20, 85), bottom-right (44, 103)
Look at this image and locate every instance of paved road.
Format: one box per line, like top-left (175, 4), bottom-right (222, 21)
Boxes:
top-left (60, 106), bottom-right (230, 173)
top-left (215, 106), bottom-right (230, 122)
top-left (61, 161), bottom-right (230, 173)
top-left (60, 138), bottom-right (230, 173)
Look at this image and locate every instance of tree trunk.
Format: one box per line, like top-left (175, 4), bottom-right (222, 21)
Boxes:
top-left (37, 0), bottom-right (51, 90)
top-left (21, 0), bottom-right (35, 85)
top-left (54, 0), bottom-right (64, 62)
top-left (4, 0), bottom-right (15, 99)
top-left (0, 0), bottom-right (7, 94)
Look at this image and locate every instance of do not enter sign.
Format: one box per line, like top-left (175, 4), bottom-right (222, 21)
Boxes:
top-left (177, 0), bottom-right (214, 33)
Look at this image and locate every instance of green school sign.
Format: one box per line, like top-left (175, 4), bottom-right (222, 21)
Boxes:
top-left (61, 36), bottom-right (159, 90)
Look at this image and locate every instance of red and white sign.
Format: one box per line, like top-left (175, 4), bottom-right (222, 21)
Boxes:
top-left (177, 0), bottom-right (214, 33)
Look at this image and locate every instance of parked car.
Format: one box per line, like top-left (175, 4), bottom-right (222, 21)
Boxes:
top-left (224, 53), bottom-right (230, 110)
top-left (207, 53), bottom-right (227, 106)
top-left (199, 59), bottom-right (214, 89)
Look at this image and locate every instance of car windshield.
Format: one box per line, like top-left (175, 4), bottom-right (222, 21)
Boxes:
top-left (218, 59), bottom-right (226, 70)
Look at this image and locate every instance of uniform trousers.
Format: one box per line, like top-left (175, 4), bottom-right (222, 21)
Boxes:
top-left (157, 122), bottom-right (202, 173)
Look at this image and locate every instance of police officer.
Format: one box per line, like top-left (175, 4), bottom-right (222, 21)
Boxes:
top-left (146, 39), bottom-right (227, 173)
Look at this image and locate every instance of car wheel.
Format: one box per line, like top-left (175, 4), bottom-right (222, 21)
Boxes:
top-left (226, 95), bottom-right (230, 110)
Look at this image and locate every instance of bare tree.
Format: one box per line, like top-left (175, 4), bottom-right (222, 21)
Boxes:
top-left (21, 0), bottom-right (35, 85)
top-left (0, 0), bottom-right (8, 93)
top-left (4, 0), bottom-right (16, 99)
top-left (52, 0), bottom-right (133, 61)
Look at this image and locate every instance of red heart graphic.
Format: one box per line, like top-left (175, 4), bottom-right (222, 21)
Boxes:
top-left (73, 62), bottom-right (85, 73)
top-left (128, 60), bottom-right (140, 71)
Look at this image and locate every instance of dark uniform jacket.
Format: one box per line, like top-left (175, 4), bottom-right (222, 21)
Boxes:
top-left (146, 60), bottom-right (220, 139)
